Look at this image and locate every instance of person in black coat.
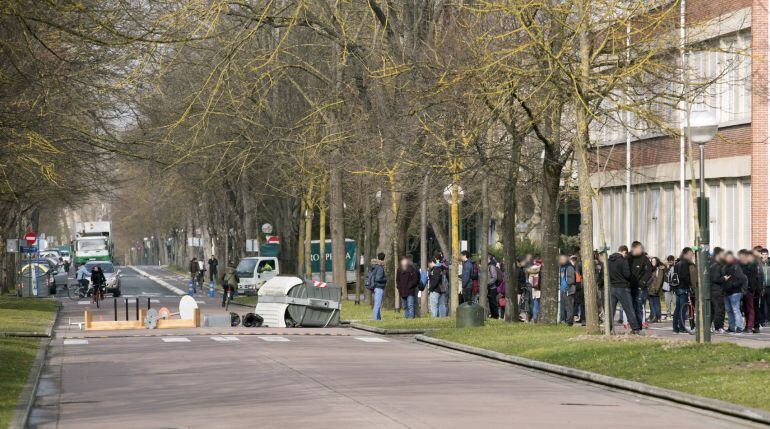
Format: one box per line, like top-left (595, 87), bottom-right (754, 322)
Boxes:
top-left (628, 242), bottom-right (653, 327)
top-left (708, 247), bottom-right (727, 332)
top-left (722, 252), bottom-right (746, 333)
top-left (607, 245), bottom-right (641, 334)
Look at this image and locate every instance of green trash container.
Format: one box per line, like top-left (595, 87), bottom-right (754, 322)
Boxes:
top-left (456, 303), bottom-right (485, 328)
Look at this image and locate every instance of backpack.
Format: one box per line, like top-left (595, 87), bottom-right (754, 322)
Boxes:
top-left (417, 268), bottom-right (428, 291)
top-left (666, 266), bottom-right (680, 289)
top-left (439, 273), bottom-right (449, 293)
top-left (574, 269), bottom-right (582, 284)
top-left (364, 267), bottom-right (376, 291)
top-left (470, 262), bottom-right (479, 280)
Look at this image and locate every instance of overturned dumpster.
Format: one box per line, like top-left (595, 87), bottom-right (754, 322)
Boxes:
top-left (255, 276), bottom-right (340, 328)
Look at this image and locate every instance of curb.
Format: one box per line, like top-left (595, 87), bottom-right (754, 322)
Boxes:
top-left (1, 299), bottom-right (61, 339)
top-left (415, 335), bottom-right (770, 426)
top-left (350, 322), bottom-right (433, 335)
top-left (9, 302), bottom-right (60, 429)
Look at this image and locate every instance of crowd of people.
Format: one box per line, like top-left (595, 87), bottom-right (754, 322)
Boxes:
top-left (367, 241), bottom-right (770, 336)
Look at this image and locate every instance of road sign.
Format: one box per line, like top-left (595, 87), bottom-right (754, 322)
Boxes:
top-left (24, 232), bottom-right (36, 245)
top-left (6, 239), bottom-right (18, 253)
top-left (20, 246), bottom-right (38, 253)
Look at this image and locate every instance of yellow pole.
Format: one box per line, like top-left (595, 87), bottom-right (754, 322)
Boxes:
top-left (450, 172), bottom-right (461, 315)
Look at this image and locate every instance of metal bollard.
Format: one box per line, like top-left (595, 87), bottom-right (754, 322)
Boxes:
top-left (135, 297), bottom-right (139, 320)
top-left (188, 280), bottom-right (194, 297)
top-left (209, 281), bottom-right (214, 298)
top-left (125, 298), bottom-right (129, 321)
top-left (114, 298), bottom-right (118, 321)
top-left (147, 297), bottom-right (151, 310)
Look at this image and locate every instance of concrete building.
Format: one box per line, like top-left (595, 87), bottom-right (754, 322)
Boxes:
top-left (590, 0), bottom-right (766, 258)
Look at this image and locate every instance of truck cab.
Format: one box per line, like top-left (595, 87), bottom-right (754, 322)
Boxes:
top-left (236, 257), bottom-right (279, 295)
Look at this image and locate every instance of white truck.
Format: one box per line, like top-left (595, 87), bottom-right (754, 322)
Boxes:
top-left (235, 256), bottom-right (280, 295)
top-left (74, 221), bottom-right (112, 264)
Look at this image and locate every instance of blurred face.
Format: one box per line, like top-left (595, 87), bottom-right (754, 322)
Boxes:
top-left (399, 258), bottom-right (409, 270)
top-left (559, 255), bottom-right (567, 265)
top-left (762, 252), bottom-right (769, 262)
top-left (650, 258), bottom-right (657, 268)
top-left (724, 253), bottom-right (736, 265)
top-left (739, 253), bottom-right (751, 265)
top-left (631, 245), bottom-right (643, 256)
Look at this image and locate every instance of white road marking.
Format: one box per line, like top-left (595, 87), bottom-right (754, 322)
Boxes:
top-left (211, 336), bottom-right (240, 342)
top-left (150, 299), bottom-right (160, 303)
top-left (140, 292), bottom-right (160, 296)
top-left (129, 266), bottom-right (185, 295)
top-left (258, 336), bottom-right (290, 342)
top-left (63, 339), bottom-right (89, 345)
top-left (196, 300), bottom-right (206, 304)
top-left (77, 301), bottom-right (90, 305)
top-left (354, 337), bottom-right (389, 343)
top-left (161, 337), bottom-right (190, 343)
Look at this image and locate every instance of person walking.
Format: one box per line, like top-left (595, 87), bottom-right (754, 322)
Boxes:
top-left (428, 256), bottom-right (448, 317)
top-left (722, 251), bottom-right (745, 334)
top-left (608, 246), bottom-right (641, 334)
top-left (369, 252), bottom-right (387, 320)
top-left (759, 249), bottom-right (770, 327)
top-left (460, 251), bottom-right (474, 304)
top-left (646, 257), bottom-right (665, 323)
top-left (673, 248), bottom-right (697, 334)
top-left (628, 242), bottom-right (653, 329)
top-left (486, 255), bottom-right (499, 318)
top-left (708, 247), bottom-right (727, 333)
top-left (189, 257), bottom-right (199, 294)
top-left (559, 254), bottom-right (576, 326)
top-left (570, 255), bottom-right (584, 325)
top-left (396, 256), bottom-right (419, 319)
top-left (220, 261), bottom-right (239, 307)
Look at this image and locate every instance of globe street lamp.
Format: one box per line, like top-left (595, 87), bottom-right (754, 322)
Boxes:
top-left (444, 183), bottom-right (464, 314)
top-left (685, 109), bottom-right (718, 344)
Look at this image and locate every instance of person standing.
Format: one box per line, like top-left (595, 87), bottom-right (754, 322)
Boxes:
top-left (529, 258), bottom-right (542, 322)
top-left (559, 254), bottom-right (576, 326)
top-left (608, 246), bottom-right (641, 334)
top-left (189, 257), bottom-right (199, 293)
top-left (646, 257), bottom-right (665, 323)
top-left (396, 256), bottom-right (419, 319)
top-left (739, 250), bottom-right (760, 334)
top-left (708, 247), bottom-right (727, 333)
top-left (662, 255), bottom-right (676, 320)
top-left (758, 249), bottom-right (770, 327)
top-left (628, 242), bottom-right (653, 329)
top-left (570, 255), bottom-right (584, 325)
top-left (428, 256), bottom-right (448, 317)
top-left (369, 252), bottom-right (387, 320)
top-left (208, 255), bottom-right (219, 283)
top-left (722, 251), bottom-right (745, 334)
top-left (460, 251), bottom-right (473, 304)
top-left (673, 248), bottom-right (697, 334)
top-left (486, 255), bottom-right (499, 318)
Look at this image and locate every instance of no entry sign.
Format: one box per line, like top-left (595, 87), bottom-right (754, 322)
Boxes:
top-left (24, 232), bottom-right (36, 245)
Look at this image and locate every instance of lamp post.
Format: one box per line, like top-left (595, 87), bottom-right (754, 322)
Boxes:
top-left (444, 182), bottom-right (464, 315)
top-left (685, 109), bottom-right (718, 344)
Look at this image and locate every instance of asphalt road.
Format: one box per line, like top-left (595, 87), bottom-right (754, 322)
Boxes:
top-left (31, 266), bottom-right (762, 428)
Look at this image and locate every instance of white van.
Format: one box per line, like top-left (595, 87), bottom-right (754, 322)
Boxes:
top-left (236, 257), bottom-right (279, 295)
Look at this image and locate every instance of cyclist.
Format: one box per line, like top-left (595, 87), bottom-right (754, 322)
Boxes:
top-left (188, 258), bottom-right (199, 293)
top-left (221, 261), bottom-right (239, 308)
top-left (90, 265), bottom-right (106, 304)
top-left (75, 262), bottom-right (89, 297)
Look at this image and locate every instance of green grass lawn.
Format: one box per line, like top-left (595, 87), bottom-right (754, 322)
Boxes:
top-left (0, 296), bottom-right (58, 333)
top-left (0, 296), bottom-right (57, 427)
top-left (0, 337), bottom-right (41, 428)
top-left (429, 323), bottom-right (770, 411)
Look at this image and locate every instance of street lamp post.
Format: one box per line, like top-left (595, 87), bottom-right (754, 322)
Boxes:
top-left (685, 109), bottom-right (718, 344)
top-left (444, 181), bottom-right (464, 315)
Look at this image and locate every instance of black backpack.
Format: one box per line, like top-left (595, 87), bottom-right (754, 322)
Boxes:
top-left (364, 266), bottom-right (376, 290)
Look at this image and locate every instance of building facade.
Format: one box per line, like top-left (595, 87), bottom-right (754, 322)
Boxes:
top-left (590, 0), bottom-right (767, 258)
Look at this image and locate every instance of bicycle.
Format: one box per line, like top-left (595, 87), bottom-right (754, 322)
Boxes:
top-left (92, 282), bottom-right (104, 308)
top-left (224, 286), bottom-right (234, 312)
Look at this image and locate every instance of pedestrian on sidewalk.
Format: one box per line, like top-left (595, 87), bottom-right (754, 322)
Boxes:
top-left (428, 256), bottom-right (448, 317)
top-left (208, 255), bottom-right (219, 283)
top-left (662, 255), bottom-right (676, 320)
top-left (708, 247), bottom-right (727, 333)
top-left (629, 241), bottom-right (653, 329)
top-left (739, 249), bottom-right (760, 334)
top-left (396, 256), bottom-right (419, 319)
top-left (608, 246), bottom-right (641, 334)
top-left (486, 255), bottom-right (499, 319)
top-left (559, 254), bottom-right (576, 326)
top-left (460, 251), bottom-right (474, 305)
top-left (673, 248), bottom-right (697, 334)
top-left (722, 251), bottom-right (745, 333)
top-left (189, 258), bottom-right (199, 293)
top-left (646, 257), bottom-right (665, 323)
top-left (759, 249), bottom-right (770, 327)
top-left (369, 252), bottom-right (387, 320)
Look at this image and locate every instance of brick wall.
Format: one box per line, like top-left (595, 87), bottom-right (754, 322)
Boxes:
top-left (750, 0), bottom-right (768, 246)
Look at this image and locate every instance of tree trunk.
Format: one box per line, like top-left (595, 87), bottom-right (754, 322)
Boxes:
top-left (363, 193), bottom-right (373, 306)
top-left (329, 160), bottom-right (347, 297)
top-left (389, 176), bottom-right (400, 311)
top-left (419, 175), bottom-right (429, 315)
top-left (479, 174), bottom-right (490, 316)
top-left (538, 148), bottom-right (564, 323)
top-left (502, 133), bottom-right (523, 322)
top-left (575, 16), bottom-right (600, 335)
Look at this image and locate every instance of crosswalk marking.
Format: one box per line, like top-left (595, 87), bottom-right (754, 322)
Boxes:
top-left (354, 337), bottom-right (389, 343)
top-left (77, 301), bottom-right (90, 305)
top-left (162, 337), bottom-right (190, 343)
top-left (258, 336), bottom-right (290, 342)
top-left (63, 339), bottom-right (89, 345)
top-left (211, 336), bottom-right (240, 342)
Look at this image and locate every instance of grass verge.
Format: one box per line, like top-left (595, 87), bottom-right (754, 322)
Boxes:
top-left (0, 337), bottom-right (40, 428)
top-left (0, 296), bottom-right (57, 426)
top-left (340, 301), bottom-right (469, 330)
top-left (428, 323), bottom-right (770, 411)
top-left (0, 296), bottom-right (58, 333)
